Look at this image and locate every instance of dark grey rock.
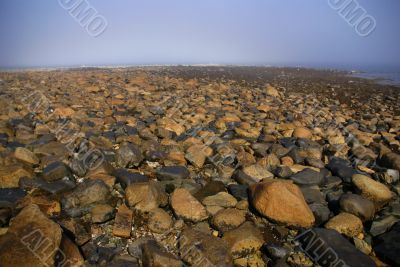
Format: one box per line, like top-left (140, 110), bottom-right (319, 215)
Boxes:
top-left (112, 168), bottom-right (148, 188)
top-left (305, 157), bottom-right (325, 169)
top-left (369, 215), bottom-right (400, 236)
top-left (156, 166), bottom-right (190, 181)
top-left (300, 186), bottom-right (325, 204)
top-left (0, 188), bottom-right (26, 208)
top-left (290, 168), bottom-right (324, 186)
top-left (309, 203), bottom-right (331, 226)
top-left (327, 157), bottom-right (358, 183)
top-left (374, 222), bottom-right (400, 266)
top-left (265, 244), bottom-right (289, 260)
top-left (228, 184), bottom-right (248, 201)
top-left (339, 193), bottom-right (375, 221)
top-left (321, 176), bottom-right (342, 189)
top-left (42, 161), bottom-right (71, 182)
top-left (297, 228), bottom-right (376, 267)
top-left (115, 143), bottom-right (144, 168)
top-left (274, 166), bottom-right (293, 178)
top-left (194, 181), bottom-right (226, 201)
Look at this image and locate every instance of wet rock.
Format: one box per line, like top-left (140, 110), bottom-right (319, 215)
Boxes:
top-left (297, 228), bottom-right (375, 267)
top-left (148, 208), bottom-right (173, 234)
top-left (91, 204), bottom-right (115, 223)
top-left (249, 180), bottom-right (315, 228)
top-left (0, 204), bottom-right (62, 267)
top-left (110, 255), bottom-right (140, 267)
top-left (113, 168), bottom-right (148, 188)
top-left (202, 192), bottom-right (238, 208)
top-left (126, 181), bottom-right (168, 212)
top-left (113, 204), bottom-right (133, 238)
top-left (115, 143), bottom-right (144, 168)
top-left (42, 161), bottom-right (71, 182)
top-left (290, 168), bottom-right (324, 186)
top-left (222, 222), bottom-right (264, 259)
top-left (171, 188), bottom-right (208, 222)
top-left (142, 240), bottom-right (183, 267)
top-left (374, 222), bottom-right (400, 266)
top-left (212, 208), bottom-right (246, 232)
top-left (352, 174), bottom-right (394, 209)
top-left (325, 212), bottom-right (363, 238)
top-left (339, 193), bottom-right (375, 221)
top-left (157, 165), bottom-right (190, 181)
top-left (14, 147), bottom-right (39, 165)
top-left (353, 237), bottom-right (372, 255)
top-left (180, 228), bottom-right (233, 267)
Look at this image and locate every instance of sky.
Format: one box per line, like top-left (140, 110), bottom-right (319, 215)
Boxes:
top-left (0, 0), bottom-right (399, 70)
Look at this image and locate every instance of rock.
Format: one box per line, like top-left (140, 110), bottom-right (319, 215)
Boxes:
top-left (339, 193), bottom-right (375, 221)
top-left (42, 161), bottom-right (71, 182)
top-left (265, 244), bottom-right (289, 260)
top-left (274, 166), bottom-right (294, 178)
top-left (14, 147), bottom-right (39, 165)
top-left (382, 169), bottom-right (399, 184)
top-left (202, 192), bottom-right (238, 208)
top-left (212, 208), bottom-right (246, 232)
top-left (374, 222), bottom-right (400, 266)
top-left (293, 127), bottom-right (312, 139)
top-left (170, 188), bottom-right (208, 222)
top-left (142, 240), bottom-right (183, 267)
top-left (266, 84), bottom-right (279, 97)
top-left (62, 179), bottom-right (110, 213)
top-left (115, 143), bottom-right (144, 168)
top-left (194, 181), bottom-right (226, 202)
top-left (126, 181), bottom-right (168, 212)
top-left (352, 174), bottom-right (394, 209)
top-left (325, 212), bottom-right (363, 238)
top-left (91, 204), bottom-right (115, 223)
top-left (297, 228), bottom-right (376, 267)
top-left (309, 203), bottom-right (331, 226)
top-left (249, 180), bottom-right (315, 228)
top-left (300, 186), bottom-right (325, 204)
top-left (58, 235), bottom-right (85, 267)
top-left (157, 166), bottom-right (190, 181)
top-left (353, 237), bottom-right (372, 255)
top-left (180, 228), bottom-right (233, 267)
top-left (0, 204), bottom-right (62, 267)
top-left (185, 144), bottom-right (212, 168)
top-left (0, 164), bottom-right (33, 188)
top-left (111, 255), bottom-right (140, 267)
top-left (148, 208), bottom-right (173, 234)
top-left (113, 168), bottom-right (148, 188)
top-left (290, 168), bottom-right (324, 186)
top-left (380, 152), bottom-right (400, 172)
top-left (242, 164), bottom-right (274, 182)
top-left (327, 157), bottom-right (358, 183)
top-left (17, 194), bottom-right (61, 216)
top-left (228, 184), bottom-right (248, 201)
top-left (0, 188), bottom-right (26, 208)
top-left (113, 204), bottom-right (133, 238)
top-left (369, 215), bottom-right (399, 236)
top-left (222, 222), bottom-right (264, 259)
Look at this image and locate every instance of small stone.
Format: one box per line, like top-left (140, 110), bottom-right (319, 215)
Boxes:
top-left (290, 168), bottom-right (324, 186)
top-left (352, 174), bottom-right (394, 209)
top-left (202, 192), bottom-right (238, 208)
top-left (91, 204), bottom-right (115, 223)
top-left (113, 204), bottom-right (133, 238)
top-left (185, 144), bottom-right (212, 168)
top-left (42, 161), bottom-right (71, 182)
top-left (249, 180), bottom-right (315, 228)
top-left (148, 208), bottom-right (173, 234)
top-left (339, 193), bottom-right (375, 221)
top-left (325, 212), bottom-right (363, 238)
top-left (265, 84), bottom-right (279, 97)
top-left (156, 166), bottom-right (190, 181)
top-left (126, 181), bottom-right (168, 212)
top-left (170, 188), bottom-right (208, 222)
top-left (369, 215), bottom-right (399, 236)
top-left (212, 208), bottom-right (246, 232)
top-left (222, 222), bottom-right (264, 259)
top-left (293, 127), bottom-right (312, 139)
top-left (14, 147), bottom-right (39, 165)
top-left (242, 164), bottom-right (274, 182)
top-left (113, 168), bottom-right (148, 188)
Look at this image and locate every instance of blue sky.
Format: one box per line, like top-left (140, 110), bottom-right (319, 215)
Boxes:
top-left (0, 0), bottom-right (399, 70)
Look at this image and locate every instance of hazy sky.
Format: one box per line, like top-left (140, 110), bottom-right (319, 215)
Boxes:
top-left (0, 0), bottom-right (399, 69)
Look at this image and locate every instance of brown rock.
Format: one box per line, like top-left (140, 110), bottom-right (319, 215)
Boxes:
top-left (0, 164), bottom-right (33, 188)
top-left (171, 188), bottom-right (208, 222)
top-left (293, 127), bottom-right (312, 139)
top-left (14, 147), bottom-right (39, 165)
top-left (148, 208), bottom-right (173, 234)
top-left (212, 208), bottom-right (246, 232)
top-left (58, 235), bottom-right (85, 267)
top-left (185, 144), bottom-right (212, 168)
top-left (249, 180), bottom-right (315, 228)
top-left (352, 174), bottom-right (394, 209)
top-left (126, 181), bottom-right (168, 212)
top-left (325, 212), bottom-right (363, 238)
top-left (91, 204), bottom-right (114, 223)
top-left (113, 204), bottom-right (133, 238)
top-left (265, 84), bottom-right (279, 97)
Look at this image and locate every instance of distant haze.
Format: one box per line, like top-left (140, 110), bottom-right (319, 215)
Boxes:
top-left (0, 0), bottom-right (399, 71)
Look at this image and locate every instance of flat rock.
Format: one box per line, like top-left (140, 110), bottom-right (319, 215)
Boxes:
top-left (325, 212), bottom-right (363, 238)
top-left (148, 208), bottom-right (173, 234)
top-left (180, 228), bottom-right (233, 267)
top-left (171, 188), bottom-right (208, 222)
top-left (242, 164), bottom-right (274, 182)
top-left (112, 168), bottom-right (148, 188)
top-left (113, 204), bottom-right (133, 238)
top-left (352, 174), bottom-right (394, 209)
top-left (115, 142), bottom-right (144, 168)
top-left (14, 147), bottom-right (39, 165)
top-left (91, 204), bottom-right (115, 223)
top-left (249, 180), bottom-right (315, 228)
top-left (0, 204), bottom-right (62, 267)
top-left (42, 161), bottom-right (71, 182)
top-left (156, 165), bottom-right (190, 181)
top-left (202, 192), bottom-right (238, 208)
top-left (290, 168), bottom-right (324, 186)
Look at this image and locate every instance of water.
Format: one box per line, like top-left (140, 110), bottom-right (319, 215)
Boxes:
top-left (351, 70), bottom-right (400, 86)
